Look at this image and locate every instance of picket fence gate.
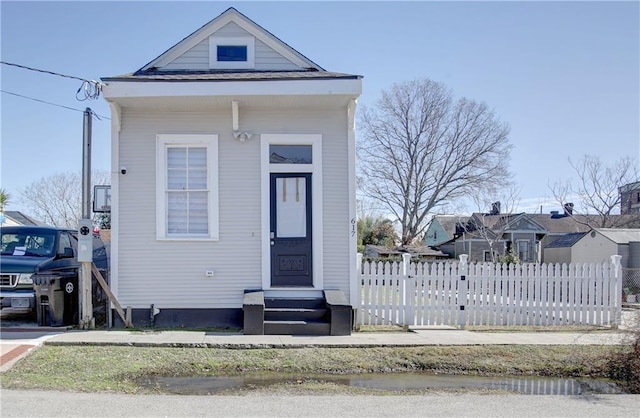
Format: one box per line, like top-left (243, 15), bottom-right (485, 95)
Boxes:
top-left (356, 254), bottom-right (623, 328)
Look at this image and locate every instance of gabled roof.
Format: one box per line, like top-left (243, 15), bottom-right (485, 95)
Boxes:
top-left (545, 232), bottom-right (587, 248)
top-left (470, 212), bottom-right (525, 231)
top-left (469, 212), bottom-right (599, 234)
top-left (430, 215), bottom-right (470, 237)
top-left (141, 7), bottom-right (323, 73)
top-left (102, 7), bottom-right (362, 84)
top-left (592, 228), bottom-right (640, 244)
top-left (527, 214), bottom-right (595, 233)
top-left (2, 211), bottom-right (47, 226)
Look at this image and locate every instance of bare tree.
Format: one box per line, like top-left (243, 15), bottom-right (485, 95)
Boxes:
top-left (19, 171), bottom-right (110, 228)
top-left (550, 155), bottom-right (639, 228)
top-left (466, 184), bottom-right (521, 262)
top-left (358, 78), bottom-right (512, 245)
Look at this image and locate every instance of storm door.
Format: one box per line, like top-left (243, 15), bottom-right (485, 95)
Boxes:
top-left (270, 173), bottom-right (312, 286)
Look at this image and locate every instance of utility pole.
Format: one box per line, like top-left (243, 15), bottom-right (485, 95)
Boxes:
top-left (78, 108), bottom-right (94, 329)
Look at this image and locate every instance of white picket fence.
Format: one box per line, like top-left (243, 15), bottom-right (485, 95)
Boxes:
top-left (357, 254), bottom-right (623, 328)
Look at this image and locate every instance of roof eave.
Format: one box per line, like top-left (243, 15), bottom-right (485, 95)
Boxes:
top-left (101, 77), bottom-right (362, 101)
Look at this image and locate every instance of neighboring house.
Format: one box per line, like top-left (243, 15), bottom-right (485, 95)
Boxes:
top-left (424, 215), bottom-right (470, 247)
top-left (430, 208), bottom-right (611, 263)
top-left (0, 211), bottom-right (46, 227)
top-left (569, 228), bottom-right (640, 268)
top-left (620, 181), bottom-right (640, 215)
top-left (101, 8), bottom-right (362, 329)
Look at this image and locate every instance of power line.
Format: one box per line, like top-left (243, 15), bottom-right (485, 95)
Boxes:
top-left (1, 61), bottom-right (103, 100)
top-left (1, 90), bottom-right (110, 120)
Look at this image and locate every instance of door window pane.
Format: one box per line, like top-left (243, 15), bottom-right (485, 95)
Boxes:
top-left (276, 177), bottom-right (306, 237)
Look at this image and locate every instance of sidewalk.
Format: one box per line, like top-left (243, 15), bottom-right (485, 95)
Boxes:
top-left (29, 306), bottom-right (640, 348)
top-left (41, 327), bottom-right (633, 348)
top-left (2, 307), bottom-right (638, 372)
top-left (2, 327), bottom-right (632, 372)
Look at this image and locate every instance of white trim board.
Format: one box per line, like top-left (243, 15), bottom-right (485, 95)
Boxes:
top-left (260, 134), bottom-right (323, 291)
top-left (102, 79), bottom-right (362, 99)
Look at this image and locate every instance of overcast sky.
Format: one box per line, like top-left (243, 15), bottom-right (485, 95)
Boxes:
top-left (1, 1), bottom-right (638, 216)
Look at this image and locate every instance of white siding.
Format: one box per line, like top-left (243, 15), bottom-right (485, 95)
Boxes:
top-left (543, 247), bottom-right (571, 265)
top-left (117, 103), bottom-right (350, 309)
top-left (572, 233), bottom-right (617, 264)
top-left (161, 22), bottom-right (302, 71)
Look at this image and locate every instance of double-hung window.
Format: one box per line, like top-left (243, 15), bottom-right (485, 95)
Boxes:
top-left (156, 134), bottom-right (218, 240)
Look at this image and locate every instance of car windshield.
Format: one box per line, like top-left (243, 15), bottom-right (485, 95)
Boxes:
top-left (0, 231), bottom-right (56, 257)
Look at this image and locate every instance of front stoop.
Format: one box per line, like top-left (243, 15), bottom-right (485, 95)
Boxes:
top-left (243, 290), bottom-right (351, 336)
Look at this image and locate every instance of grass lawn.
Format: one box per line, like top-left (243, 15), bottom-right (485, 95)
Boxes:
top-left (1, 343), bottom-right (632, 394)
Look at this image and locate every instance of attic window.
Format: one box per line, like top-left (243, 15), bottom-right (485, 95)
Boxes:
top-left (209, 36), bottom-right (255, 69)
top-left (217, 45), bottom-right (247, 62)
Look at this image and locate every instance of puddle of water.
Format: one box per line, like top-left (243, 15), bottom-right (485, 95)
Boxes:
top-left (144, 373), bottom-right (623, 395)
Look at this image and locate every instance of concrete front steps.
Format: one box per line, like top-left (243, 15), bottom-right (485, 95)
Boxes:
top-left (243, 290), bottom-right (351, 336)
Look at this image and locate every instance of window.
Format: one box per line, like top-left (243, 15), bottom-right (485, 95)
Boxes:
top-left (156, 134), bottom-right (218, 240)
top-left (516, 240), bottom-right (529, 262)
top-left (209, 36), bottom-right (255, 69)
top-left (217, 45), bottom-right (247, 62)
top-left (269, 145), bottom-right (312, 164)
top-left (57, 232), bottom-right (72, 255)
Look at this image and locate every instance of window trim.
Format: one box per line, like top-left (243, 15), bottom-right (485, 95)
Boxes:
top-left (209, 36), bottom-right (255, 69)
top-left (156, 134), bottom-right (219, 241)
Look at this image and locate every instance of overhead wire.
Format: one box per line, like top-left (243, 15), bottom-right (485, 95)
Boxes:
top-left (0, 61), bottom-right (104, 100)
top-left (1, 90), bottom-right (110, 120)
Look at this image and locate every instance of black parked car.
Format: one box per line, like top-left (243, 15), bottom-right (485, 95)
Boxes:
top-left (0, 225), bottom-right (109, 324)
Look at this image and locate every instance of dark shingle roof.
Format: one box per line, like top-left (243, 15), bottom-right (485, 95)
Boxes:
top-left (102, 70), bottom-right (361, 82)
top-left (545, 232), bottom-right (587, 248)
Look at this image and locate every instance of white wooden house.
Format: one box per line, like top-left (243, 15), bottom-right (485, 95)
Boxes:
top-left (101, 8), bottom-right (361, 334)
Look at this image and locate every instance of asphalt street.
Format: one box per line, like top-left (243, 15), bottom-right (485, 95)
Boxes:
top-left (2, 390), bottom-right (640, 417)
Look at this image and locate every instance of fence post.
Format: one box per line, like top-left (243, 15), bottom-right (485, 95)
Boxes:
top-left (402, 253), bottom-right (412, 329)
top-left (458, 255), bottom-right (468, 329)
top-left (610, 255), bottom-right (622, 328)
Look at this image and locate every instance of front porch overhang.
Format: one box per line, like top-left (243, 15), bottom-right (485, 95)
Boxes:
top-left (102, 78), bottom-right (362, 101)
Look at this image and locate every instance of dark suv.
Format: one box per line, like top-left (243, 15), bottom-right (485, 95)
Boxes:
top-left (0, 225), bottom-right (109, 315)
